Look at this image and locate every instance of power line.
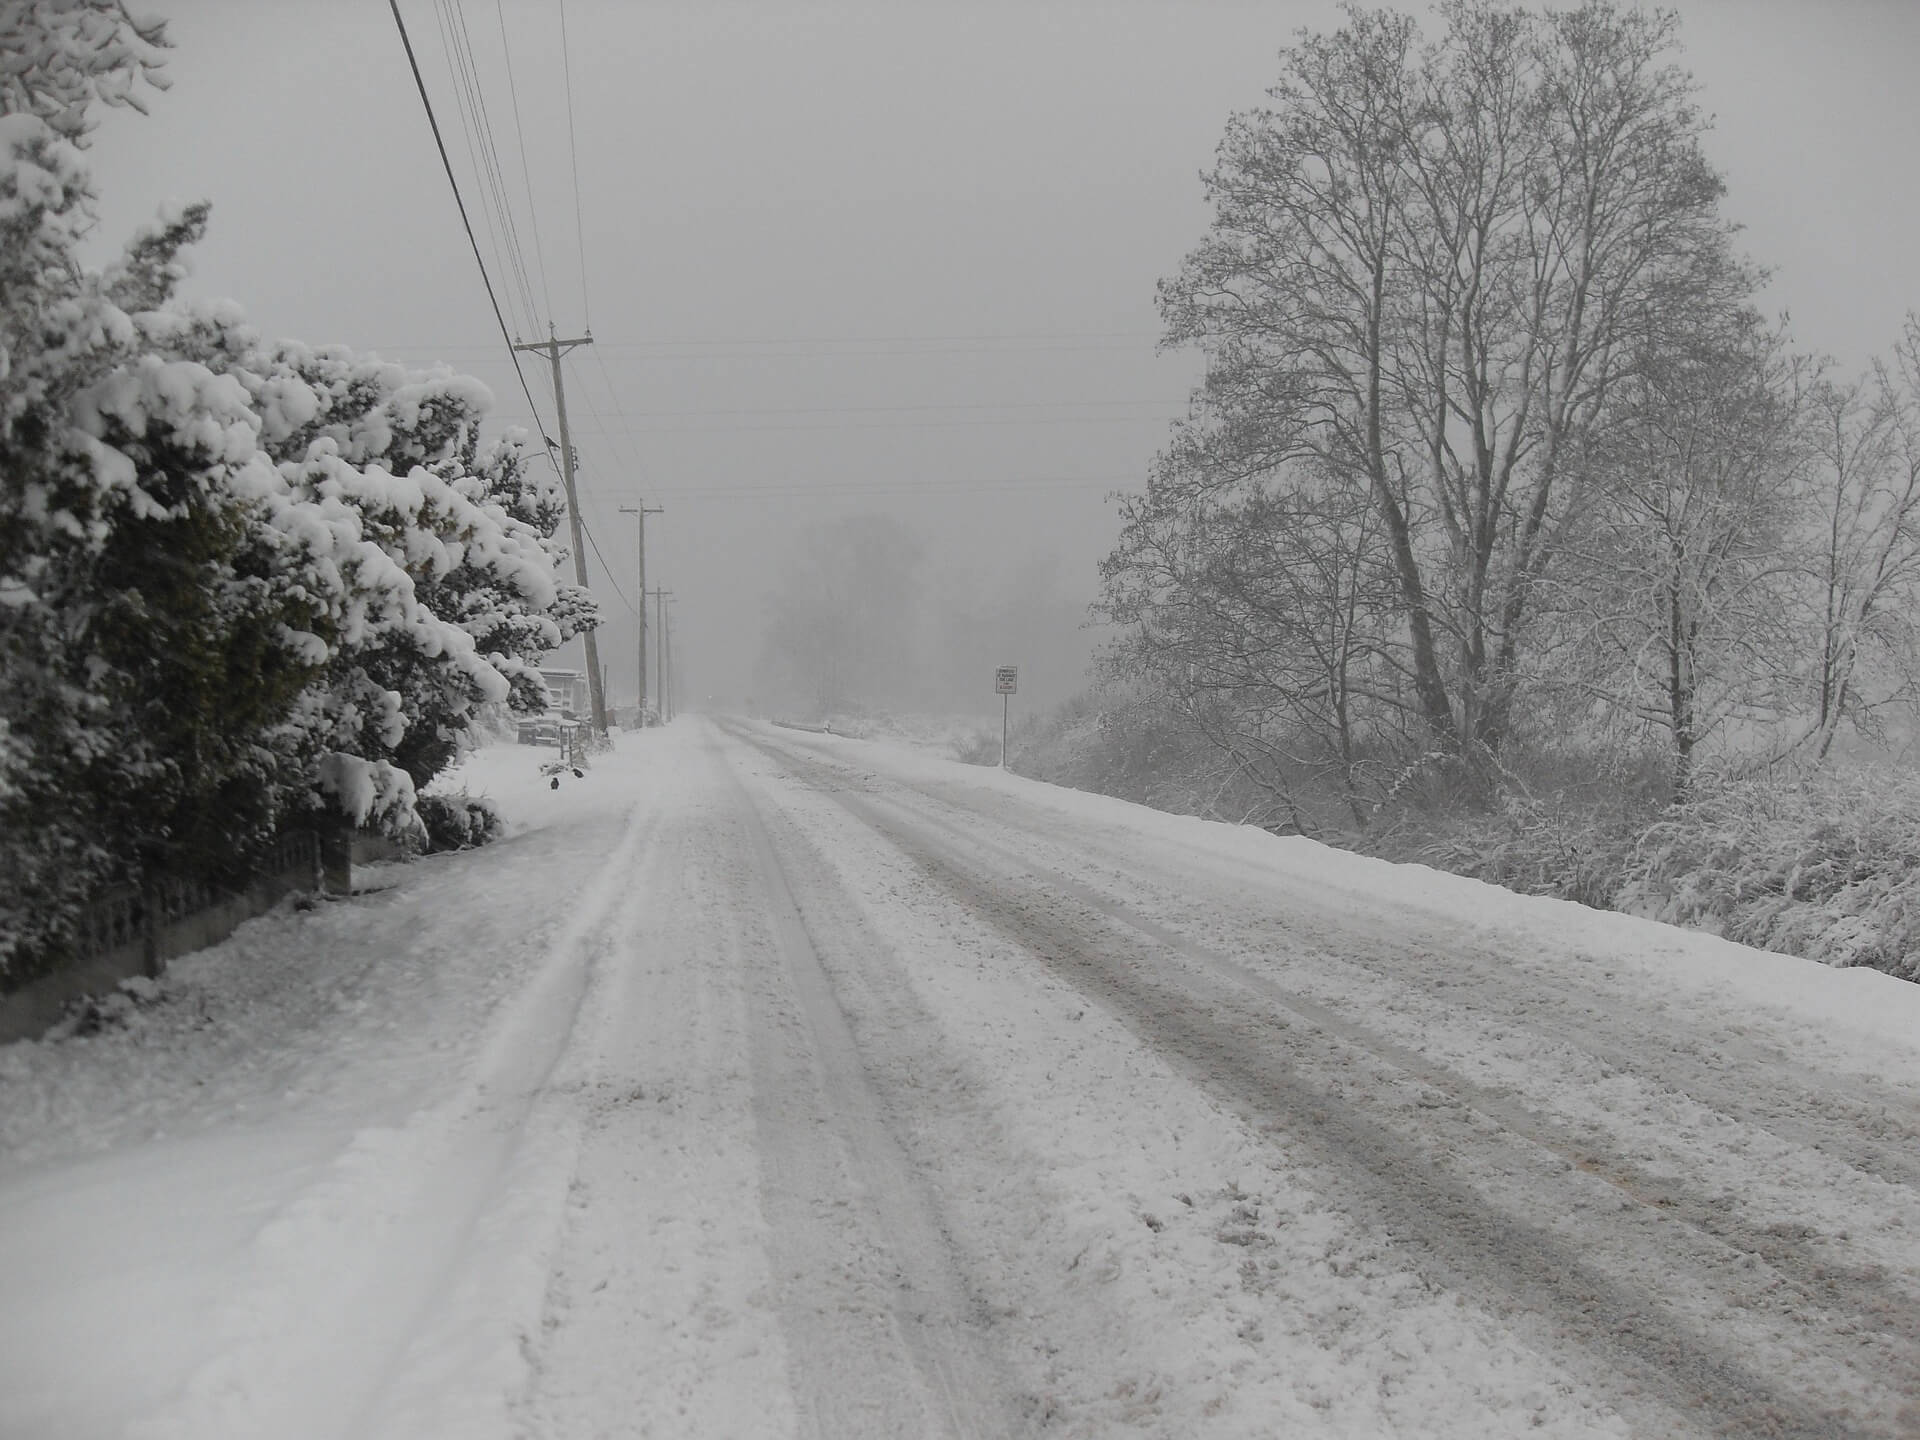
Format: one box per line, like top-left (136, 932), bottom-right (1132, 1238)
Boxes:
top-left (429, 0), bottom-right (520, 335)
top-left (363, 328), bottom-right (1163, 357)
top-left (588, 329), bottom-right (1163, 348)
top-left (640, 475), bottom-right (1128, 499)
top-left (494, 0), bottom-right (555, 324)
top-left (562, 396), bottom-right (1185, 419)
top-left (589, 345), bottom-right (646, 472)
top-left (387, 0), bottom-right (550, 435)
top-left (432, 0), bottom-right (527, 332)
top-left (580, 517), bottom-right (637, 614)
top-left (437, 0), bottom-right (543, 331)
top-left (492, 411), bottom-right (1182, 437)
top-left (564, 354), bottom-right (654, 535)
top-left (559, 0), bottom-right (591, 328)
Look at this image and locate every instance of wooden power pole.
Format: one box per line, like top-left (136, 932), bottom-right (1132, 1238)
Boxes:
top-left (648, 587), bottom-right (674, 722)
top-left (513, 327), bottom-right (607, 736)
top-left (619, 502), bottom-right (662, 723)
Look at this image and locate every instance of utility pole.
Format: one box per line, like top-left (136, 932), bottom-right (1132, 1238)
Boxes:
top-left (618, 501), bottom-right (662, 723)
top-left (513, 326), bottom-right (607, 736)
top-left (664, 601), bottom-right (676, 721)
top-left (648, 587), bottom-right (674, 722)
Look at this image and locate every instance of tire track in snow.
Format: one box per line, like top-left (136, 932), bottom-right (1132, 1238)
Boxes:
top-left (851, 784), bottom-right (1920, 1372)
top-left (739, 727), bottom-right (1920, 1322)
top-left (903, 760), bottom-right (1920, 1194)
top-left (718, 738), bottom-right (1032, 1440)
top-left (852, 801), bottom-right (1903, 1438)
top-left (725, 725), bottom-right (1915, 1439)
top-left (130, 798), bottom-right (661, 1440)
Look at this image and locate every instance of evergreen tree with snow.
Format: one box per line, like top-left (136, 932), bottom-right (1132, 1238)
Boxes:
top-left (0, 3), bottom-right (591, 985)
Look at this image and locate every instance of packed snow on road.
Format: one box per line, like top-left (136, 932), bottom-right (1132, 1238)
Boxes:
top-left (3, 719), bottom-right (1918, 1439)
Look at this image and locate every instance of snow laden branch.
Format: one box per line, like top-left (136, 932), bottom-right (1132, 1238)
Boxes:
top-left (0, 5), bottom-right (591, 982)
top-left (1103, 0), bottom-right (1920, 826)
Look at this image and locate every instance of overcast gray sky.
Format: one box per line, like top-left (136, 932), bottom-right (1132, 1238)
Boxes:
top-left (80, 0), bottom-right (1920, 714)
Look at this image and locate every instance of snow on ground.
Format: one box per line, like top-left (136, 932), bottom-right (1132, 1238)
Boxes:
top-left (2, 718), bottom-right (1917, 1438)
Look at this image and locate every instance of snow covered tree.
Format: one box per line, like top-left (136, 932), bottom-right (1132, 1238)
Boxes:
top-left (1549, 315), bottom-right (1805, 797)
top-left (0, 6), bottom-right (591, 982)
top-left (1796, 320), bottom-right (1920, 757)
top-left (1100, 445), bottom-right (1403, 830)
top-left (0, 3), bottom-right (210, 977)
top-left (206, 334), bottom-right (600, 796)
top-left (1130, 0), bottom-right (1754, 776)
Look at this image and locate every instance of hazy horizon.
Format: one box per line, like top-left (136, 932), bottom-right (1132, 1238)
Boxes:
top-left (77, 0), bottom-right (1920, 717)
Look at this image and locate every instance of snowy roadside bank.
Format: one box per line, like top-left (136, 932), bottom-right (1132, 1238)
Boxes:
top-left (5, 718), bottom-right (1917, 1437)
top-left (774, 722), bottom-right (1920, 1065)
top-left (0, 736), bottom-right (660, 1439)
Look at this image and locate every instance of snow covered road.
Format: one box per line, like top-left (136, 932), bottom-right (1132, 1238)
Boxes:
top-left (3, 717), bottom-right (1918, 1438)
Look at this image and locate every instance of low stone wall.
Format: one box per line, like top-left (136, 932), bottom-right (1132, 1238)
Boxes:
top-left (0, 831), bottom-right (323, 1046)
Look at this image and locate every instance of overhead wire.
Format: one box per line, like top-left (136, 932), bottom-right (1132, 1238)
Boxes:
top-left (495, 410), bottom-right (1183, 437)
top-left (438, 0), bottom-right (544, 332)
top-left (387, 0), bottom-right (550, 435)
top-left (453, 0), bottom-right (540, 326)
top-left (426, 0), bottom-right (518, 334)
top-left (589, 332), bottom-right (646, 464)
top-left (579, 517), bottom-right (638, 613)
top-left (558, 0), bottom-right (591, 328)
top-left (565, 353), bottom-right (658, 581)
top-left (563, 353), bottom-right (655, 622)
top-left (493, 0), bottom-right (556, 326)
top-left (644, 474), bottom-right (1126, 499)
top-left (579, 396), bottom-right (1182, 419)
top-left (365, 333), bottom-right (1167, 362)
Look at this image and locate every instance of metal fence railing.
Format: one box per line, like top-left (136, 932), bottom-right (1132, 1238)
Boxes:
top-left (1, 829), bottom-right (326, 1044)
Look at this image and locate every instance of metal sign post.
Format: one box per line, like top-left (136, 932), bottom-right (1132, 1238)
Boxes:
top-left (995, 665), bottom-right (1018, 768)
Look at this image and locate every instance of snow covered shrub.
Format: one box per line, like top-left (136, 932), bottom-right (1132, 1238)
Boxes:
top-left (952, 730), bottom-right (1001, 766)
top-left (415, 793), bottom-right (504, 853)
top-left (1618, 770), bottom-right (1920, 980)
top-left (1383, 739), bottom-right (1670, 907)
top-left (0, 7), bottom-right (590, 983)
top-left (1412, 792), bottom-right (1641, 910)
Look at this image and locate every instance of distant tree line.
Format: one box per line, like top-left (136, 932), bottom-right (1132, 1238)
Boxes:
top-left (1100, 0), bottom-right (1920, 831)
top-left (0, 4), bottom-right (594, 984)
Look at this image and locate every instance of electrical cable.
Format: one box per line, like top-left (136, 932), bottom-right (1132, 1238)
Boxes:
top-left (559, 0), bottom-right (591, 328)
top-left (366, 334), bottom-right (1167, 362)
top-left (589, 330), bottom-right (644, 462)
top-left (575, 395), bottom-right (1183, 419)
top-left (430, 0), bottom-right (522, 336)
top-left (642, 475), bottom-right (1126, 499)
top-left (492, 0), bottom-right (556, 323)
top-left (495, 411), bottom-right (1182, 437)
top-left (579, 517), bottom-right (638, 614)
top-left (387, 0), bottom-right (551, 436)
top-left (565, 353), bottom-right (645, 489)
top-left (441, 0), bottom-right (543, 330)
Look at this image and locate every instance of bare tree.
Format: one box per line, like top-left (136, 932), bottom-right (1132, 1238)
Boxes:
top-left (1553, 314), bottom-right (1804, 797)
top-left (1136, 0), bottom-right (1753, 769)
top-left (1102, 447), bottom-right (1403, 828)
top-left (1799, 316), bottom-right (1920, 757)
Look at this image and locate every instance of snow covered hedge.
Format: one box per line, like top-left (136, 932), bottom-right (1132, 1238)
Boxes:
top-left (1617, 773), bottom-right (1920, 982)
top-left (0, 5), bottom-right (592, 984)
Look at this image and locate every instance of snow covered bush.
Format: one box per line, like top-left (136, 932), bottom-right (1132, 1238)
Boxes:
top-left (0, 7), bottom-right (590, 984)
top-left (415, 792), bottom-right (504, 854)
top-left (1410, 793), bottom-right (1644, 912)
top-left (1618, 770), bottom-right (1920, 981)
